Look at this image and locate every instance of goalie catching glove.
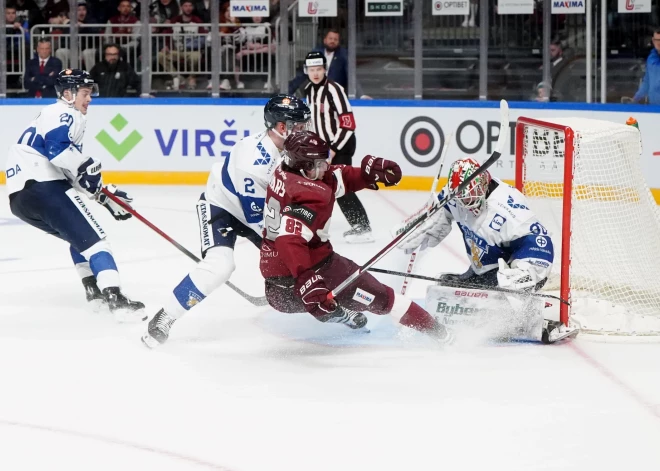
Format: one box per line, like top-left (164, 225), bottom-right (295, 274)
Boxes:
top-left (399, 208), bottom-right (452, 254)
top-left (496, 258), bottom-right (541, 291)
top-left (97, 185), bottom-right (134, 221)
top-left (361, 156), bottom-right (402, 190)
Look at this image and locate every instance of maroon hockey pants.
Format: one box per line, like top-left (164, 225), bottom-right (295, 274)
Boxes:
top-left (265, 252), bottom-right (395, 316)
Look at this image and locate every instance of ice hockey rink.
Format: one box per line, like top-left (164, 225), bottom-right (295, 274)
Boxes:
top-left (1, 185), bottom-right (659, 471)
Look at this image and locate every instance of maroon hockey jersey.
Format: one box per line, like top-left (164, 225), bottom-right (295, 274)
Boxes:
top-left (260, 164), bottom-right (370, 279)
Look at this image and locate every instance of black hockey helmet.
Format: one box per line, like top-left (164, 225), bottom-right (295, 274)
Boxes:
top-left (283, 131), bottom-right (330, 180)
top-left (303, 51), bottom-right (326, 72)
top-left (55, 69), bottom-right (99, 99)
top-left (264, 94), bottom-right (311, 133)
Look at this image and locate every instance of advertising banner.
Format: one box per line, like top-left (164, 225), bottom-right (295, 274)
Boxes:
top-left (1, 100), bottom-right (660, 200)
top-left (497, 0), bottom-right (534, 14)
top-left (618, 0), bottom-right (651, 13)
top-left (551, 0), bottom-right (585, 14)
top-left (365, 0), bottom-right (403, 16)
top-left (432, 0), bottom-right (470, 16)
top-left (229, 0), bottom-right (270, 17)
top-left (298, 0), bottom-right (337, 17)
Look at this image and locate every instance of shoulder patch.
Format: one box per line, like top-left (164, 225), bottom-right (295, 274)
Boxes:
top-left (283, 203), bottom-right (317, 224)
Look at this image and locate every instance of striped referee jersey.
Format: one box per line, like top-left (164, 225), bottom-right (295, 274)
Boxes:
top-left (304, 78), bottom-right (356, 153)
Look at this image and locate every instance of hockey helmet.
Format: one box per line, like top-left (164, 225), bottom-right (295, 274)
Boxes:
top-left (55, 69), bottom-right (99, 100)
top-left (283, 131), bottom-right (330, 180)
top-left (303, 51), bottom-right (327, 73)
top-left (447, 158), bottom-right (491, 213)
top-left (264, 94), bottom-right (312, 136)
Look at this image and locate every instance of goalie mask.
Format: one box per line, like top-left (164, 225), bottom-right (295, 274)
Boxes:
top-left (282, 131), bottom-right (330, 181)
top-left (447, 158), bottom-right (491, 215)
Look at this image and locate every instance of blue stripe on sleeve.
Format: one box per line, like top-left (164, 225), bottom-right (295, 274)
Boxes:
top-left (43, 125), bottom-right (74, 161)
top-left (508, 234), bottom-right (554, 264)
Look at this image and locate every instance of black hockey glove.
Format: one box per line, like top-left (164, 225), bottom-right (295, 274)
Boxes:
top-left (97, 185), bottom-right (133, 221)
top-left (76, 157), bottom-right (103, 198)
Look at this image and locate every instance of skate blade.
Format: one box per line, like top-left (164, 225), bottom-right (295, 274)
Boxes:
top-left (344, 235), bottom-right (375, 245)
top-left (114, 308), bottom-right (148, 324)
top-left (141, 333), bottom-right (161, 349)
top-left (550, 329), bottom-right (579, 343)
top-left (88, 299), bottom-right (105, 313)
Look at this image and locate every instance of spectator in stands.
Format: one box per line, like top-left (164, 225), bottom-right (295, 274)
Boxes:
top-left (5, 4), bottom-right (25, 89)
top-left (232, 15), bottom-right (272, 90)
top-left (159, 0), bottom-right (206, 89)
top-left (90, 43), bottom-right (142, 96)
top-left (44, 0), bottom-right (69, 25)
top-left (537, 38), bottom-right (573, 102)
top-left (24, 38), bottom-right (63, 98)
top-left (150, 0), bottom-right (180, 24)
top-left (633, 28), bottom-right (660, 105)
top-left (288, 29), bottom-right (370, 98)
top-left (192, 0), bottom-right (210, 23)
top-left (206, 2), bottom-right (241, 90)
top-left (105, 0), bottom-right (141, 63)
top-left (55, 1), bottom-right (101, 70)
top-left (12, 0), bottom-right (44, 33)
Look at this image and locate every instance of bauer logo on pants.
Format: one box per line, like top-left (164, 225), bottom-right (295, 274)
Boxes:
top-left (353, 288), bottom-right (375, 306)
top-left (400, 117), bottom-right (445, 168)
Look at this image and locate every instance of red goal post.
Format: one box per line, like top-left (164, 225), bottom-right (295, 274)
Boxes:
top-left (514, 116), bottom-right (660, 336)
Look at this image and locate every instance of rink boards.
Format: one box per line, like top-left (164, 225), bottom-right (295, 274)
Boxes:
top-left (1, 98), bottom-right (659, 203)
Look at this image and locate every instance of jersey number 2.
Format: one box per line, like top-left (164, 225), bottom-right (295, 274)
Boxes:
top-left (264, 196), bottom-right (281, 240)
top-left (244, 178), bottom-right (255, 194)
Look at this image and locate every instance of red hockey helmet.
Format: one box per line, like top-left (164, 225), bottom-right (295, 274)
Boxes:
top-left (283, 131), bottom-right (330, 180)
top-left (447, 158), bottom-right (491, 213)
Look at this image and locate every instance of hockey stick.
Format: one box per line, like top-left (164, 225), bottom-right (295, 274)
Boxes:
top-left (100, 188), bottom-right (269, 307)
top-left (367, 267), bottom-right (570, 306)
top-left (399, 132), bottom-right (453, 295)
top-left (329, 99), bottom-right (510, 300)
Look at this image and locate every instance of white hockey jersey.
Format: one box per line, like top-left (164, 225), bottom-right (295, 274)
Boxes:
top-left (5, 101), bottom-right (88, 195)
top-left (437, 178), bottom-right (554, 276)
top-left (205, 130), bottom-right (281, 235)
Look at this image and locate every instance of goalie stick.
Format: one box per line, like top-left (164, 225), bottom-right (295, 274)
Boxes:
top-left (100, 188), bottom-right (269, 307)
top-left (367, 267), bottom-right (570, 306)
top-left (329, 99), bottom-right (510, 300)
top-left (399, 132), bottom-right (453, 295)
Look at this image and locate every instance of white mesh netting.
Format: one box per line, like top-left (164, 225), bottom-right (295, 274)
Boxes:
top-left (518, 117), bottom-right (660, 337)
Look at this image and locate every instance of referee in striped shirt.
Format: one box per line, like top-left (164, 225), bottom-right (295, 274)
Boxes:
top-left (302, 51), bottom-right (373, 244)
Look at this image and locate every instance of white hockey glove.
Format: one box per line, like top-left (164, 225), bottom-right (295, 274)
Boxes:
top-left (97, 185), bottom-right (133, 221)
top-left (399, 209), bottom-right (452, 254)
top-left (75, 157), bottom-right (103, 198)
top-left (496, 259), bottom-right (540, 291)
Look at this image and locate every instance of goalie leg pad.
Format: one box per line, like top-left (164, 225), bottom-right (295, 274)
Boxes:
top-left (425, 284), bottom-right (558, 342)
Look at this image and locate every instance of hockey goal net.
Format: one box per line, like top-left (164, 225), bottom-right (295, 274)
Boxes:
top-left (516, 116), bottom-right (660, 336)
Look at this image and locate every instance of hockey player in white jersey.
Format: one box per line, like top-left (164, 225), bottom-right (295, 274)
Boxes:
top-left (141, 95), bottom-right (312, 348)
top-left (6, 69), bottom-right (146, 322)
top-left (401, 158), bottom-right (573, 343)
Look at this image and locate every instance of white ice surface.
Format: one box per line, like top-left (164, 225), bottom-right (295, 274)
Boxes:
top-left (1, 186), bottom-right (659, 471)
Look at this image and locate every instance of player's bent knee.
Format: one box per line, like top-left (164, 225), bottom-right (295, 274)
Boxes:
top-left (189, 246), bottom-right (236, 294)
top-left (388, 293), bottom-right (413, 322)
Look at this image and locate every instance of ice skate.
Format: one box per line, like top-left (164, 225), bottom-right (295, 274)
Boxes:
top-left (102, 287), bottom-right (147, 323)
top-left (141, 309), bottom-right (177, 348)
top-left (324, 307), bottom-right (369, 331)
top-left (542, 320), bottom-right (578, 344)
top-left (428, 320), bottom-right (455, 345)
top-left (82, 276), bottom-right (104, 312)
top-left (343, 225), bottom-right (375, 244)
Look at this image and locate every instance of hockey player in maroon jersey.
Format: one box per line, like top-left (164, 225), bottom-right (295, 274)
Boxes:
top-left (259, 130), bottom-right (453, 343)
